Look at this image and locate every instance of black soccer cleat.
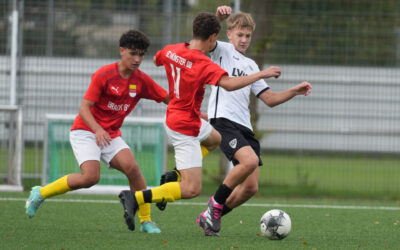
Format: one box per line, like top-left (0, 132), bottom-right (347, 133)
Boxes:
top-left (119, 190), bottom-right (139, 231)
top-left (156, 168), bottom-right (181, 211)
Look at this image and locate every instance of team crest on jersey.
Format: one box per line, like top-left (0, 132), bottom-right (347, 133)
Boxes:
top-left (129, 84), bottom-right (136, 97)
top-left (229, 138), bottom-right (237, 149)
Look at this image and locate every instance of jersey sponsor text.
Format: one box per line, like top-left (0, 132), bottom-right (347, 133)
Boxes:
top-left (107, 101), bottom-right (130, 112)
top-left (166, 50), bottom-right (193, 69)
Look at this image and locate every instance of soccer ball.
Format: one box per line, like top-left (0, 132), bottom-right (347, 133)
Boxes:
top-left (260, 209), bottom-right (291, 240)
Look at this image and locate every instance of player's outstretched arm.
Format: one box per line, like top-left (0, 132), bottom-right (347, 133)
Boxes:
top-left (218, 66), bottom-right (281, 91)
top-left (259, 81), bottom-right (312, 107)
top-left (216, 5), bottom-right (232, 21)
top-left (209, 6), bottom-right (232, 52)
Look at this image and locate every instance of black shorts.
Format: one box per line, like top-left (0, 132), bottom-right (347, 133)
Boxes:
top-left (210, 118), bottom-right (263, 166)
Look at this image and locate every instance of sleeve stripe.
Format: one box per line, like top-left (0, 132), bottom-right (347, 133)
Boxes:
top-left (256, 87), bottom-right (270, 98)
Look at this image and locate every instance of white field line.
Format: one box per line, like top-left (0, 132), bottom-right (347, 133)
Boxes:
top-left (2, 197), bottom-right (400, 211)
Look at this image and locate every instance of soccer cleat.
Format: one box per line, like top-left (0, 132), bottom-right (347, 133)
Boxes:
top-left (118, 190), bottom-right (139, 231)
top-left (140, 221), bottom-right (161, 234)
top-left (25, 186), bottom-right (45, 218)
top-left (196, 196), bottom-right (223, 235)
top-left (156, 168), bottom-right (181, 211)
top-left (197, 211), bottom-right (220, 236)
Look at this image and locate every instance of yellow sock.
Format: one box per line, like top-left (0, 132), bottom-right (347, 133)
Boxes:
top-left (174, 169), bottom-right (181, 182)
top-left (39, 175), bottom-right (72, 199)
top-left (135, 182), bottom-right (181, 205)
top-left (138, 203), bottom-right (151, 224)
top-left (201, 145), bottom-right (209, 158)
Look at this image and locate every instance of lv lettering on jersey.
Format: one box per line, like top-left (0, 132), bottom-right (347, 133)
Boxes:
top-left (231, 67), bottom-right (248, 77)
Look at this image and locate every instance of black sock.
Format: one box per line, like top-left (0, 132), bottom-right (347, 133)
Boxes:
top-left (222, 205), bottom-right (232, 216)
top-left (213, 184), bottom-right (233, 205)
top-left (142, 190), bottom-right (152, 203)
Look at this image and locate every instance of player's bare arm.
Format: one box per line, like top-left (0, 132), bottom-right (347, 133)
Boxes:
top-left (79, 99), bottom-right (111, 147)
top-left (200, 112), bottom-right (208, 121)
top-left (218, 66), bottom-right (281, 91)
top-left (216, 5), bottom-right (232, 21)
top-left (259, 81), bottom-right (312, 107)
top-left (209, 6), bottom-right (232, 51)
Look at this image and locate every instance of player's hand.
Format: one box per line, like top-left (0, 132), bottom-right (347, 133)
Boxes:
top-left (292, 81), bottom-right (312, 96)
top-left (95, 128), bottom-right (112, 147)
top-left (200, 112), bottom-right (208, 121)
top-left (216, 5), bottom-right (232, 21)
top-left (260, 66), bottom-right (281, 79)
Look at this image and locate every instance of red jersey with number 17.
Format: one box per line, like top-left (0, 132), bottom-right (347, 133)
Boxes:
top-left (71, 62), bottom-right (167, 138)
top-left (155, 43), bottom-right (227, 136)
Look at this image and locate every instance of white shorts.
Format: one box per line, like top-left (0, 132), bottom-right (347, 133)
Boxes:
top-left (69, 130), bottom-right (130, 168)
top-left (164, 119), bottom-right (212, 170)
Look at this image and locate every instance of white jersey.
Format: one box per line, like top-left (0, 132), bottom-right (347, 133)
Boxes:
top-left (207, 41), bottom-right (269, 131)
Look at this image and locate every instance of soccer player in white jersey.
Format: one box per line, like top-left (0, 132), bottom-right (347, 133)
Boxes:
top-left (196, 6), bottom-right (312, 236)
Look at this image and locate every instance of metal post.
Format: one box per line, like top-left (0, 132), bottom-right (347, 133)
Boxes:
top-left (10, 0), bottom-right (18, 105)
top-left (176, 0), bottom-right (181, 42)
top-left (233, 0), bottom-right (240, 13)
top-left (162, 0), bottom-right (172, 46)
top-left (15, 107), bottom-right (23, 186)
top-left (46, 0), bottom-right (54, 56)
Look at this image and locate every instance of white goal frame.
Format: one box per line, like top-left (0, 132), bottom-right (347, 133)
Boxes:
top-left (43, 114), bottom-right (167, 195)
top-left (0, 105), bottom-right (23, 192)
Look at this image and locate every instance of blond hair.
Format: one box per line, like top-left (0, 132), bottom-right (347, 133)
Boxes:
top-left (226, 12), bottom-right (255, 31)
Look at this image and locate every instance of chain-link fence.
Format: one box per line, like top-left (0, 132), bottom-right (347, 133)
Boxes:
top-left (1, 0), bottom-right (399, 198)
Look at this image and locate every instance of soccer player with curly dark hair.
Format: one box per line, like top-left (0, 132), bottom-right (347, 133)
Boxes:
top-left (26, 30), bottom-right (168, 234)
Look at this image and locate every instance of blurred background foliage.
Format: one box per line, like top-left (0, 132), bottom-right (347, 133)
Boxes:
top-left (1, 0), bottom-right (399, 66)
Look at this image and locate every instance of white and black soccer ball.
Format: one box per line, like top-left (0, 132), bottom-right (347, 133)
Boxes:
top-left (260, 209), bottom-right (291, 240)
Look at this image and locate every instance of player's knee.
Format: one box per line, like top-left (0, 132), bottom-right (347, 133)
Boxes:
top-left (182, 183), bottom-right (202, 198)
top-left (82, 173), bottom-right (100, 187)
top-left (243, 156), bottom-right (259, 172)
top-left (186, 188), bottom-right (201, 198)
top-left (124, 162), bottom-right (141, 177)
top-left (204, 130), bottom-right (222, 151)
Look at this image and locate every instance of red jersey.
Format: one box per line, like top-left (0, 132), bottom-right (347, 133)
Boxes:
top-left (155, 43), bottom-right (227, 136)
top-left (71, 62), bottom-right (167, 138)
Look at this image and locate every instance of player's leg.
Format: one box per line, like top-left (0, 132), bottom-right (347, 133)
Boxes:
top-left (197, 119), bottom-right (258, 235)
top-left (109, 148), bottom-right (146, 191)
top-left (138, 135), bottom-right (204, 200)
top-left (200, 126), bottom-right (221, 157)
top-left (26, 130), bottom-right (101, 218)
top-left (119, 124), bottom-right (206, 231)
top-left (110, 149), bottom-right (160, 233)
top-left (158, 125), bottom-right (219, 185)
top-left (155, 128), bottom-right (219, 210)
top-left (197, 146), bottom-right (258, 235)
top-left (223, 166), bottom-right (259, 216)
top-left (220, 133), bottom-right (262, 216)
top-left (223, 131), bottom-right (262, 211)
top-left (105, 137), bottom-right (160, 233)
top-left (155, 167), bottom-right (181, 211)
top-left (156, 120), bottom-right (219, 210)
top-left (25, 160), bottom-right (100, 218)
top-left (119, 169), bottom-right (200, 232)
top-left (221, 146), bottom-right (259, 189)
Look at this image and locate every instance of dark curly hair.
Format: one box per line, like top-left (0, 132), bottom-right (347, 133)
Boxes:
top-left (119, 30), bottom-right (150, 52)
top-left (192, 12), bottom-right (221, 41)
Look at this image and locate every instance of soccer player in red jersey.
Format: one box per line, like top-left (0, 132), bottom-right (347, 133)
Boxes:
top-left (118, 13), bottom-right (281, 234)
top-left (25, 30), bottom-right (167, 234)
